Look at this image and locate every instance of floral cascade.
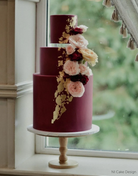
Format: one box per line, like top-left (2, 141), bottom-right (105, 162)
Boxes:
top-left (52, 23), bottom-right (98, 124)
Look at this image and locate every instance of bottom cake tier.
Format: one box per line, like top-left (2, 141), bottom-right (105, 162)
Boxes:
top-left (33, 73), bottom-right (93, 132)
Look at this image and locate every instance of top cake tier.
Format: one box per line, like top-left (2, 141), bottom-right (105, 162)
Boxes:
top-left (50, 15), bottom-right (78, 43)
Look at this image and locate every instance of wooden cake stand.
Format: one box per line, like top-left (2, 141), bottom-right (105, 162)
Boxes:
top-left (27, 124), bottom-right (100, 169)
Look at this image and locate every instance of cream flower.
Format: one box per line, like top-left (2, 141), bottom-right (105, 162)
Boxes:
top-left (66, 44), bottom-right (76, 55)
top-left (67, 81), bottom-right (85, 97)
top-left (63, 60), bottom-right (80, 76)
top-left (79, 48), bottom-right (98, 66)
top-left (69, 34), bottom-right (88, 49)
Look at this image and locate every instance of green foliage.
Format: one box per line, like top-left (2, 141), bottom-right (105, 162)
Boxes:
top-left (49, 0), bottom-right (138, 152)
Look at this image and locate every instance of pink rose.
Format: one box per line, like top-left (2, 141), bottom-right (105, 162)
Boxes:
top-left (69, 34), bottom-right (88, 49)
top-left (77, 25), bottom-right (88, 32)
top-left (85, 67), bottom-right (92, 77)
top-left (66, 44), bottom-right (76, 55)
top-left (67, 81), bottom-right (85, 97)
top-left (79, 64), bottom-right (92, 77)
top-left (63, 60), bottom-right (80, 76)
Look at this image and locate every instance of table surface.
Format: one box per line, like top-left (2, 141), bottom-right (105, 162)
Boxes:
top-left (27, 124), bottom-right (100, 137)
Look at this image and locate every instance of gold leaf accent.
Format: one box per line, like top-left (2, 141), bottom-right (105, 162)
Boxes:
top-left (60, 105), bottom-right (66, 116)
top-left (59, 71), bottom-right (64, 78)
top-left (54, 90), bottom-right (58, 97)
top-left (58, 16), bottom-right (77, 44)
top-left (62, 32), bottom-right (70, 39)
top-left (68, 96), bottom-right (73, 102)
top-left (52, 74), bottom-right (73, 123)
top-left (57, 77), bottom-right (62, 82)
top-left (58, 60), bottom-right (63, 67)
top-left (58, 47), bottom-right (62, 51)
top-left (59, 36), bottom-right (63, 41)
top-left (56, 95), bottom-right (62, 105)
top-left (62, 50), bottom-right (66, 55)
top-left (52, 17), bottom-right (76, 123)
top-left (52, 105), bottom-right (60, 124)
top-left (59, 31), bottom-right (70, 44)
top-left (57, 81), bottom-right (64, 93)
top-left (61, 94), bottom-right (66, 102)
top-left (65, 25), bottom-right (70, 33)
top-left (59, 38), bottom-right (68, 44)
top-left (69, 16), bottom-right (77, 27)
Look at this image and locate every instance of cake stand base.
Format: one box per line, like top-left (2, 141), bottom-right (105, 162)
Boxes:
top-left (49, 159), bottom-right (78, 169)
top-left (27, 124), bottom-right (100, 169)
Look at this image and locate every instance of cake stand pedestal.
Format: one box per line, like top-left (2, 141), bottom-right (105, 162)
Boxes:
top-left (27, 124), bottom-right (100, 169)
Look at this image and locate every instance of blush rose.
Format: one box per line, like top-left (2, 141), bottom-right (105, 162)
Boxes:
top-left (66, 44), bottom-right (76, 55)
top-left (79, 64), bottom-right (92, 77)
top-left (69, 34), bottom-right (88, 49)
top-left (67, 81), bottom-right (85, 97)
top-left (63, 60), bottom-right (80, 76)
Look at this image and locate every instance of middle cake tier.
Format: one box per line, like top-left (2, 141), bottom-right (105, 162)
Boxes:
top-left (40, 47), bottom-right (68, 75)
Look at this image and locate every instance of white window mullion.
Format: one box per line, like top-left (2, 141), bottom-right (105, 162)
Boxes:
top-left (35, 0), bottom-right (49, 154)
top-left (22, 0), bottom-right (40, 2)
top-left (36, 0), bottom-right (49, 72)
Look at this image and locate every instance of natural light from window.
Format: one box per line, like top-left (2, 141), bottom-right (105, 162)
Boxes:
top-left (44, 0), bottom-right (138, 154)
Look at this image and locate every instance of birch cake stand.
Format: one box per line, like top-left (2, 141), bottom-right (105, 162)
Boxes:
top-left (27, 124), bottom-right (100, 169)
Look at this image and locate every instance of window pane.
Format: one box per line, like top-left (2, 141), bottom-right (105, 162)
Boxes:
top-left (46, 0), bottom-right (138, 153)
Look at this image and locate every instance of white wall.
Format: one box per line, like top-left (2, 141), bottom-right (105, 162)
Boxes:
top-left (0, 0), bottom-right (37, 168)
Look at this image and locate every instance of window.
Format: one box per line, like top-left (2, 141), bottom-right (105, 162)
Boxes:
top-left (36, 0), bottom-right (138, 159)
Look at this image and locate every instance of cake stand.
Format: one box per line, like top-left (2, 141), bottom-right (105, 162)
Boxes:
top-left (27, 124), bottom-right (100, 169)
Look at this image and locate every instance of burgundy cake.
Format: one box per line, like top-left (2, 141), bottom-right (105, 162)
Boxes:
top-left (50, 15), bottom-right (78, 43)
top-left (33, 15), bottom-right (98, 132)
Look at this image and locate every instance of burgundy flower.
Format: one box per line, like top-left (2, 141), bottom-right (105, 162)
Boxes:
top-left (70, 50), bottom-right (83, 61)
top-left (63, 73), bottom-right (70, 79)
top-left (70, 27), bottom-right (83, 35)
top-left (80, 75), bottom-right (89, 85)
top-left (70, 74), bottom-right (89, 85)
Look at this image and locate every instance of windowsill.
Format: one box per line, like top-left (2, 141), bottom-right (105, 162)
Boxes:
top-left (0, 154), bottom-right (138, 176)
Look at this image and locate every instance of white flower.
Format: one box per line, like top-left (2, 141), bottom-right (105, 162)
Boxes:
top-left (77, 25), bottom-right (88, 32)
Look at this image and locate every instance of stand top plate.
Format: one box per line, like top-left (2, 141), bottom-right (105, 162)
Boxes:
top-left (27, 124), bottom-right (100, 137)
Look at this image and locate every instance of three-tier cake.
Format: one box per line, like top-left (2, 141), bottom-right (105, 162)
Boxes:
top-left (33, 15), bottom-right (98, 132)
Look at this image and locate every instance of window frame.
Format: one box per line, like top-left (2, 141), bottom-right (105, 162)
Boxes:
top-left (36, 136), bottom-right (138, 159)
top-left (35, 0), bottom-right (138, 160)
